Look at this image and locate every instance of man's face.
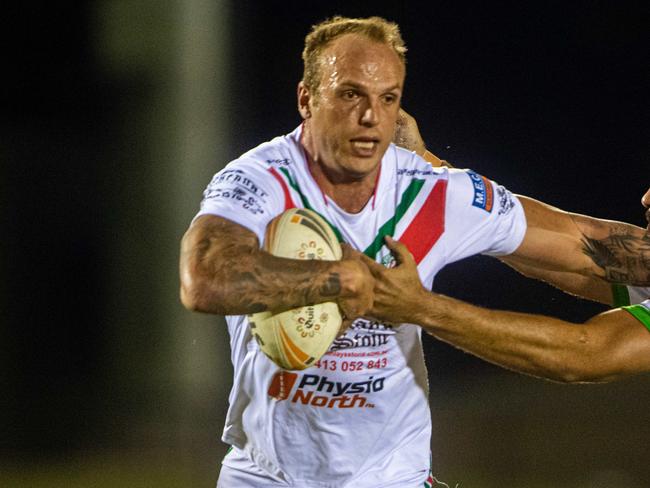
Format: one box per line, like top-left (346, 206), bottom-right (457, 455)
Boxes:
top-left (300, 34), bottom-right (405, 180)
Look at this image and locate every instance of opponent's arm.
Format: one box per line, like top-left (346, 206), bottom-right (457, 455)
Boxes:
top-left (500, 260), bottom-right (614, 304)
top-left (487, 187), bottom-right (650, 303)
top-left (392, 110), bottom-right (650, 287)
top-left (180, 214), bottom-right (374, 317)
top-left (362, 238), bottom-right (650, 383)
top-left (511, 196), bottom-right (650, 286)
top-left (415, 293), bottom-right (650, 383)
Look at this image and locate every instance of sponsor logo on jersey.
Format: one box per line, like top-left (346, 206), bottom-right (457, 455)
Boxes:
top-left (268, 371), bottom-right (299, 400)
top-left (496, 185), bottom-right (516, 215)
top-left (203, 169), bottom-right (268, 215)
top-left (467, 170), bottom-right (493, 212)
top-left (268, 371), bottom-right (385, 409)
top-left (396, 168), bottom-right (436, 177)
top-left (266, 158), bottom-right (291, 166)
top-left (329, 319), bottom-right (394, 351)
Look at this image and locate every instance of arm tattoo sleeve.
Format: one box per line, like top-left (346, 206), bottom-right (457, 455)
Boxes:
top-left (581, 223), bottom-right (650, 285)
top-left (189, 216), bottom-right (342, 314)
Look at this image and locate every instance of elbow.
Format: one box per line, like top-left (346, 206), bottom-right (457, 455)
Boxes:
top-left (180, 274), bottom-right (206, 312)
top-left (179, 266), bottom-right (224, 314)
top-left (544, 329), bottom-right (617, 384)
top-left (552, 369), bottom-right (595, 384)
top-left (180, 281), bottom-right (204, 312)
top-left (548, 356), bottom-right (613, 384)
top-left (554, 370), bottom-right (615, 385)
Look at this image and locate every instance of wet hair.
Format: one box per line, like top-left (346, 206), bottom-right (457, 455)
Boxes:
top-left (302, 16), bottom-right (407, 93)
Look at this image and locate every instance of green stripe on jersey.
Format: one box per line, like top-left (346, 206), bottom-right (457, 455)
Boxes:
top-left (622, 304), bottom-right (650, 332)
top-left (277, 168), bottom-right (429, 259)
top-left (363, 179), bottom-right (425, 258)
top-left (611, 284), bottom-right (631, 307)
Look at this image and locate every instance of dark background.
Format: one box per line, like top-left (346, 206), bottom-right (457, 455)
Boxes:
top-left (2, 1), bottom-right (648, 487)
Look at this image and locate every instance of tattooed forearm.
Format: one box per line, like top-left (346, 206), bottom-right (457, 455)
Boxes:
top-left (320, 273), bottom-right (342, 296)
top-left (581, 224), bottom-right (650, 286)
top-left (180, 215), bottom-right (350, 315)
top-left (223, 259), bottom-right (342, 314)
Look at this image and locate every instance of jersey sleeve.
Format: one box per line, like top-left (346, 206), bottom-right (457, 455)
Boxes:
top-left (443, 169), bottom-right (527, 262)
top-left (622, 299), bottom-right (650, 333)
top-left (193, 158), bottom-right (285, 243)
top-left (628, 286), bottom-right (650, 305)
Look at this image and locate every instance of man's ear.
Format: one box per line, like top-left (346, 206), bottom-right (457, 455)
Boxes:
top-left (297, 81), bottom-right (312, 119)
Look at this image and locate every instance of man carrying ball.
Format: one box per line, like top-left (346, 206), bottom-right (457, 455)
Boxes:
top-left (180, 16), bottom-right (650, 487)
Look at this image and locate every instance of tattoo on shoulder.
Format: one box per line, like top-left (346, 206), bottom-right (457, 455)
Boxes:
top-left (581, 225), bottom-right (650, 285)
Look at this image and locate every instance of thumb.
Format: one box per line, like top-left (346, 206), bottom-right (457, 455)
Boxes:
top-left (357, 252), bottom-right (385, 276)
top-left (642, 187), bottom-right (650, 208)
top-left (385, 236), bottom-right (416, 267)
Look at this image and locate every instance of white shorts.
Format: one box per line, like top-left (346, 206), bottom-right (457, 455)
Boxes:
top-left (217, 447), bottom-right (444, 488)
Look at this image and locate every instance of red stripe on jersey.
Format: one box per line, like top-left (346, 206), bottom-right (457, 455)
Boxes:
top-left (399, 179), bottom-right (447, 264)
top-left (269, 167), bottom-right (297, 211)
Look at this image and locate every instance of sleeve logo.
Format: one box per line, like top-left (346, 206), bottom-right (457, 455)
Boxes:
top-left (496, 186), bottom-right (516, 215)
top-left (467, 170), bottom-right (494, 213)
top-left (202, 169), bottom-right (268, 215)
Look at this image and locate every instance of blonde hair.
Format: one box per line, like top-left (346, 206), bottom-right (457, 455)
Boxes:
top-left (302, 16), bottom-right (407, 93)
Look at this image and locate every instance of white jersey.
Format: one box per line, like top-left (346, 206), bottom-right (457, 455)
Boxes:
top-left (196, 125), bottom-right (527, 487)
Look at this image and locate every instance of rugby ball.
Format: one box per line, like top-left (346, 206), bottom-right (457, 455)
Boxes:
top-left (248, 208), bottom-right (343, 370)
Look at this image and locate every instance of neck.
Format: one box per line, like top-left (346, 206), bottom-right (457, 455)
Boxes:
top-left (301, 124), bottom-right (380, 214)
top-left (308, 161), bottom-right (379, 213)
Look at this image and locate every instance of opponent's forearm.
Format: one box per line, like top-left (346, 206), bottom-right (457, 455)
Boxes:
top-left (515, 197), bottom-right (650, 286)
top-left (498, 256), bottom-right (613, 305)
top-left (411, 292), bottom-right (608, 383)
top-left (571, 213), bottom-right (650, 285)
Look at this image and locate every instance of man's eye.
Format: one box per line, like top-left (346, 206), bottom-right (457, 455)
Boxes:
top-left (342, 90), bottom-right (358, 99)
top-left (383, 94), bottom-right (397, 104)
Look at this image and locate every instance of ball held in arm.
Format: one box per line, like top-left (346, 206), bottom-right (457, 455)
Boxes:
top-left (247, 208), bottom-right (343, 370)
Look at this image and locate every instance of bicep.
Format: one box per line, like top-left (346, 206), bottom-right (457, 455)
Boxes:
top-left (182, 214), bottom-right (259, 264)
top-left (180, 215), bottom-right (260, 308)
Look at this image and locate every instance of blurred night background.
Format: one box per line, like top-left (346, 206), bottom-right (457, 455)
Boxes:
top-left (2, 1), bottom-right (648, 487)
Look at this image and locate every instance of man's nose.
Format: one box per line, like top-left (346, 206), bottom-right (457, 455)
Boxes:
top-left (359, 98), bottom-right (380, 127)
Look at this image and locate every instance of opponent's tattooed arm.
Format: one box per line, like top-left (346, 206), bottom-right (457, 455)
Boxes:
top-left (579, 221), bottom-right (650, 285)
top-left (179, 215), bottom-right (374, 317)
top-left (509, 196), bottom-right (650, 286)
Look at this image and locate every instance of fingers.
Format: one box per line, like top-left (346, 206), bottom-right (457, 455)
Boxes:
top-left (422, 150), bottom-right (445, 167)
top-left (358, 252), bottom-right (385, 275)
top-left (341, 242), bottom-right (385, 275)
top-left (642, 187), bottom-right (650, 208)
top-left (340, 242), bottom-right (358, 259)
top-left (384, 236), bottom-right (416, 268)
top-left (345, 236), bottom-right (416, 271)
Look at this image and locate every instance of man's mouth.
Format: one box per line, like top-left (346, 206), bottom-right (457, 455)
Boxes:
top-left (351, 138), bottom-right (379, 155)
